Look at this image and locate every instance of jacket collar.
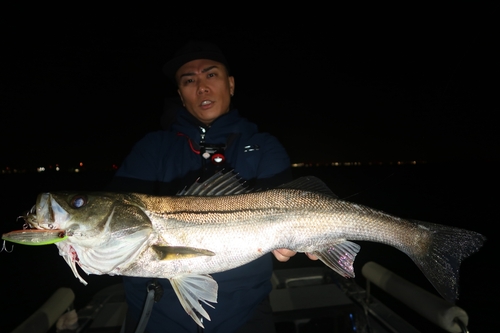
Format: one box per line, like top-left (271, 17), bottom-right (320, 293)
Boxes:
top-left (171, 108), bottom-right (257, 143)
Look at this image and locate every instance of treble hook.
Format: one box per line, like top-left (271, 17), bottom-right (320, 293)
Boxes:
top-left (1, 240), bottom-right (14, 253)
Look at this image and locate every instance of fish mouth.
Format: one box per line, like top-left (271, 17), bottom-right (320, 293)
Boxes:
top-left (23, 205), bottom-right (38, 228)
top-left (24, 193), bottom-right (69, 230)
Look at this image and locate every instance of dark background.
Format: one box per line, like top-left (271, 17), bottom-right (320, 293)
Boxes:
top-left (1, 4), bottom-right (498, 171)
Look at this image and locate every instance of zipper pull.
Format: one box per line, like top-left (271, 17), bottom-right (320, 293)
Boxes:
top-left (199, 126), bottom-right (206, 143)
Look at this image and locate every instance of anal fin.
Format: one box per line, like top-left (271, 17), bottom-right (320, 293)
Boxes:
top-left (313, 240), bottom-right (360, 278)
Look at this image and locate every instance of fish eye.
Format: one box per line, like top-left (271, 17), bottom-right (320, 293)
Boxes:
top-left (71, 195), bottom-right (88, 209)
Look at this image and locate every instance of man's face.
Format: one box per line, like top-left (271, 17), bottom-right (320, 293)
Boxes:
top-left (176, 59), bottom-right (235, 126)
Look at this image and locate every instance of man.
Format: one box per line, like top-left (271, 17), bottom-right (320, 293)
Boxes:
top-left (108, 40), bottom-right (303, 332)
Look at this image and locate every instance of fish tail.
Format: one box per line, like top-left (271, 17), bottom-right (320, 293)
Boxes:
top-left (407, 220), bottom-right (485, 303)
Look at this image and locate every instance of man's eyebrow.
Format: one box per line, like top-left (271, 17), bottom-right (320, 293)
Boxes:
top-left (179, 71), bottom-right (195, 79)
top-left (201, 65), bottom-right (218, 73)
top-left (178, 65), bottom-right (219, 79)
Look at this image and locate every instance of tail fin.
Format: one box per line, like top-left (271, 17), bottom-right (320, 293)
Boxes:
top-left (408, 221), bottom-right (485, 303)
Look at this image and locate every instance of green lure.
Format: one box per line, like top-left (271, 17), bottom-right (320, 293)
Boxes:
top-left (2, 229), bottom-right (67, 245)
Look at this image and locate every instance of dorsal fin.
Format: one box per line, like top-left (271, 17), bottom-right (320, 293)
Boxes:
top-left (278, 176), bottom-right (338, 198)
top-left (178, 170), bottom-right (337, 198)
top-left (177, 170), bottom-right (250, 196)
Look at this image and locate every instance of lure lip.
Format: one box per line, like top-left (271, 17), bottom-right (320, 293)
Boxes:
top-left (2, 229), bottom-right (67, 245)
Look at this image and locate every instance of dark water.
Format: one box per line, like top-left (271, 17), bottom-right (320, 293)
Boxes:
top-left (0, 163), bottom-right (496, 332)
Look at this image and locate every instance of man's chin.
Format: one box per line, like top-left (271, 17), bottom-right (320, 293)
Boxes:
top-left (196, 110), bottom-right (228, 125)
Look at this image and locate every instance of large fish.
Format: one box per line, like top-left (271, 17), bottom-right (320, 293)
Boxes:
top-left (2, 171), bottom-right (486, 327)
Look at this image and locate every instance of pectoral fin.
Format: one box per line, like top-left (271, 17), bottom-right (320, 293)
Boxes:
top-left (169, 274), bottom-right (218, 328)
top-left (152, 245), bottom-right (215, 260)
top-left (312, 240), bottom-right (360, 278)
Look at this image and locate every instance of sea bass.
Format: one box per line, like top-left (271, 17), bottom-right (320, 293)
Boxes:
top-left (2, 171), bottom-right (485, 327)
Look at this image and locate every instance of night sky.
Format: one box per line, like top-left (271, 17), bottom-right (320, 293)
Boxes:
top-left (1, 5), bottom-right (498, 170)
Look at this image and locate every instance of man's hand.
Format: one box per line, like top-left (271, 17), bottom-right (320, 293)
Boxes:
top-left (272, 249), bottom-right (319, 262)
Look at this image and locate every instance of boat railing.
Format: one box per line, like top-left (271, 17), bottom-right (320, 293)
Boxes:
top-left (10, 287), bottom-right (75, 333)
top-left (362, 261), bottom-right (469, 333)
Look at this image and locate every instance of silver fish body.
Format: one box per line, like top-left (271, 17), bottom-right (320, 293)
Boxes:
top-left (134, 190), bottom-right (423, 277)
top-left (3, 172), bottom-right (486, 327)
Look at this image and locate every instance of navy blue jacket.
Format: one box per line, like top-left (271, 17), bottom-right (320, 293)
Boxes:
top-left (108, 108), bottom-right (291, 332)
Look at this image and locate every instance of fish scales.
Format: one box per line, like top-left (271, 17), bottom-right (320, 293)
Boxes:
top-left (2, 171), bottom-right (486, 328)
top-left (124, 189), bottom-right (430, 277)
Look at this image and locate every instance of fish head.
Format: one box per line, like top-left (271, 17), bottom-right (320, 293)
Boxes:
top-left (21, 191), bottom-right (153, 283)
top-left (25, 192), bottom-right (145, 246)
